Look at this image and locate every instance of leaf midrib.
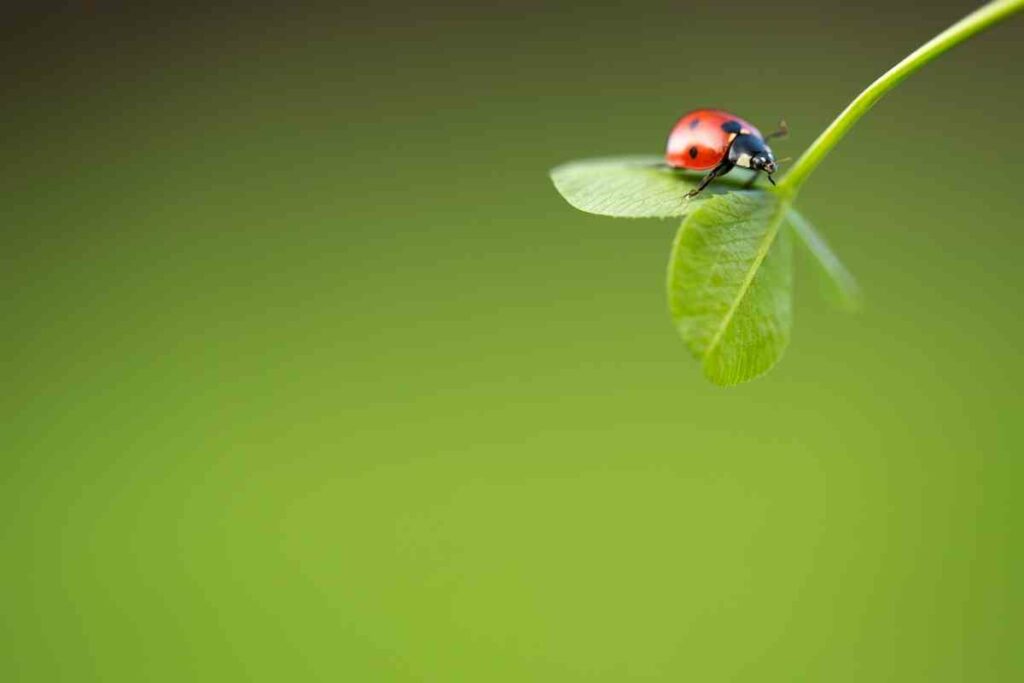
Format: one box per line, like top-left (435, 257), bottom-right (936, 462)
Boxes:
top-left (703, 197), bottom-right (790, 359)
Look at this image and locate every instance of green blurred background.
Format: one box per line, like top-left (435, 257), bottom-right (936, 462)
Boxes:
top-left (3, 1), bottom-right (1023, 680)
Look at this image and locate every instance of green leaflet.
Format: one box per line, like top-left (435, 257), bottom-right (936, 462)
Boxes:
top-left (667, 193), bottom-right (792, 386)
top-left (549, 156), bottom-right (757, 218)
top-left (787, 208), bottom-right (862, 311)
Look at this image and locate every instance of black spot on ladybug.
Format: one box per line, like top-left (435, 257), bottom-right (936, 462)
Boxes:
top-left (721, 120), bottom-right (742, 134)
top-left (689, 118), bottom-right (700, 129)
top-left (688, 146), bottom-right (698, 159)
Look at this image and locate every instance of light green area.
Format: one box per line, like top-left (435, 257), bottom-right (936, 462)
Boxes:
top-left (3, 1), bottom-right (1024, 681)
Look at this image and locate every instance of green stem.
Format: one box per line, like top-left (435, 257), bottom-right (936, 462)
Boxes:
top-left (781, 0), bottom-right (1024, 192)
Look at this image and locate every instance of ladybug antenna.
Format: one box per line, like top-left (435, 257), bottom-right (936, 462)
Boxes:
top-left (775, 156), bottom-right (793, 165)
top-left (765, 120), bottom-right (789, 141)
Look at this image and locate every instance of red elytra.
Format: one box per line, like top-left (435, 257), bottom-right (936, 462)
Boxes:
top-left (666, 109), bottom-right (762, 170)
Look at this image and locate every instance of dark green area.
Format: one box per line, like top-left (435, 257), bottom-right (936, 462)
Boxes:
top-left (3, 1), bottom-right (1023, 680)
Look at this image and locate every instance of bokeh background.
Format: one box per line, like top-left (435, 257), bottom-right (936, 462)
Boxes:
top-left (3, 1), bottom-right (1023, 680)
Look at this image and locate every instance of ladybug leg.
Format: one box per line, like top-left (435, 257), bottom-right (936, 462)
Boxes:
top-left (765, 119), bottom-right (789, 141)
top-left (686, 161), bottom-right (733, 198)
top-left (743, 170), bottom-right (761, 189)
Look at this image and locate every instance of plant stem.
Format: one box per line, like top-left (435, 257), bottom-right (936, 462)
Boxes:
top-left (781, 0), bottom-right (1024, 192)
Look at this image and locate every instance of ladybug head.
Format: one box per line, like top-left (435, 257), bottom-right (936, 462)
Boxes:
top-left (750, 153), bottom-right (777, 174)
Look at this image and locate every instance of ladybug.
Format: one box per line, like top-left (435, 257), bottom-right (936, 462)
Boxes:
top-left (666, 108), bottom-right (788, 198)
